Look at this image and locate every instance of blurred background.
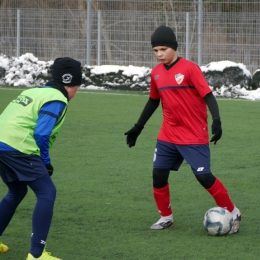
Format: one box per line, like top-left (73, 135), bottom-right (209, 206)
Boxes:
top-left (0, 0), bottom-right (259, 72)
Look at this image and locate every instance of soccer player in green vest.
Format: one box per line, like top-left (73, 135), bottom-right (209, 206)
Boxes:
top-left (0, 57), bottom-right (82, 259)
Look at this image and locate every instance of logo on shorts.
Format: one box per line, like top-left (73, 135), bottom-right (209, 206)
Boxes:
top-left (197, 167), bottom-right (204, 172)
top-left (153, 148), bottom-right (157, 162)
top-left (175, 73), bottom-right (184, 84)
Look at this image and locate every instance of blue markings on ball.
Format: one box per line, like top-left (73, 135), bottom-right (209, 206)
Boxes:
top-left (203, 207), bottom-right (233, 236)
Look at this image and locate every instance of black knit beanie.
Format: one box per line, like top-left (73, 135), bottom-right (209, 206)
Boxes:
top-left (151, 25), bottom-right (178, 50)
top-left (52, 57), bottom-right (82, 86)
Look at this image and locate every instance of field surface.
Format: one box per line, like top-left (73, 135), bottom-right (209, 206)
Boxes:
top-left (0, 88), bottom-right (259, 260)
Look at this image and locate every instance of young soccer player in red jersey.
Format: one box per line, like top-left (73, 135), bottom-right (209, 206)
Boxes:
top-left (124, 25), bottom-right (241, 233)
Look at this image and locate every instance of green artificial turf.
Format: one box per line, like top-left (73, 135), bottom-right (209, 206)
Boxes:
top-left (0, 88), bottom-right (259, 259)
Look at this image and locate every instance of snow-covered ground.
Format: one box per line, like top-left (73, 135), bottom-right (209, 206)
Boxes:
top-left (0, 53), bottom-right (260, 101)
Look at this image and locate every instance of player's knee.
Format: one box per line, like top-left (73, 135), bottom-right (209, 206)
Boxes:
top-left (153, 168), bottom-right (170, 189)
top-left (17, 185), bottom-right (28, 200)
top-left (5, 188), bottom-right (27, 205)
top-left (7, 185), bottom-right (28, 203)
top-left (196, 173), bottom-right (216, 189)
top-left (36, 185), bottom-right (56, 203)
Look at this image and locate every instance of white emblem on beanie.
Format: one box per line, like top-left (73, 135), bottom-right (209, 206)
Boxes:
top-left (62, 73), bottom-right (73, 84)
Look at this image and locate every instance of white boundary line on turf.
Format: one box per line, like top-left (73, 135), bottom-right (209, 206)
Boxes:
top-left (0, 88), bottom-right (22, 91)
top-left (78, 92), bottom-right (260, 102)
top-left (0, 87), bottom-right (259, 101)
top-left (0, 87), bottom-right (146, 97)
top-left (77, 91), bottom-right (146, 97)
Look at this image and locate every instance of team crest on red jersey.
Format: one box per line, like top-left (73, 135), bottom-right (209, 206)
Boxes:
top-left (175, 73), bottom-right (184, 84)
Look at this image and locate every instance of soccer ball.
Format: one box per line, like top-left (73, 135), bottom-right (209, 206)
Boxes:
top-left (203, 207), bottom-right (233, 236)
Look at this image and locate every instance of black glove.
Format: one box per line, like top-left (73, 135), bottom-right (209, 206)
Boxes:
top-left (124, 123), bottom-right (144, 148)
top-left (210, 118), bottom-right (222, 145)
top-left (46, 164), bottom-right (54, 176)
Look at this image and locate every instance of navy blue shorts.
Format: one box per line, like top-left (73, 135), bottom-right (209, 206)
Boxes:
top-left (0, 151), bottom-right (48, 183)
top-left (153, 140), bottom-right (212, 175)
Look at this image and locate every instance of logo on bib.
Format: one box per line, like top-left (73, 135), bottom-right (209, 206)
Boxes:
top-left (12, 95), bottom-right (33, 106)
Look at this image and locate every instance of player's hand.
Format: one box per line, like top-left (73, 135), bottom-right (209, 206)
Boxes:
top-left (46, 164), bottom-right (54, 176)
top-left (124, 123), bottom-right (144, 147)
top-left (210, 118), bottom-right (222, 145)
